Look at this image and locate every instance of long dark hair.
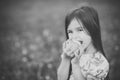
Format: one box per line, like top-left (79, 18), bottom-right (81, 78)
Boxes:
top-left (65, 6), bottom-right (110, 80)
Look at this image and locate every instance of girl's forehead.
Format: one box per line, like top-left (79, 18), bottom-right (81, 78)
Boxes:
top-left (67, 18), bottom-right (83, 30)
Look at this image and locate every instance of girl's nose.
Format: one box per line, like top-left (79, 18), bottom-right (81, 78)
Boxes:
top-left (69, 32), bottom-right (79, 39)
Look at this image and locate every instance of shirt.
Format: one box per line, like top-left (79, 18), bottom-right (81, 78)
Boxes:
top-left (69, 52), bottom-right (109, 80)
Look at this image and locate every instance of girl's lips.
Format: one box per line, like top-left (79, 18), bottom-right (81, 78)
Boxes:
top-left (74, 39), bottom-right (83, 44)
top-left (72, 39), bottom-right (83, 45)
top-left (79, 41), bottom-right (83, 44)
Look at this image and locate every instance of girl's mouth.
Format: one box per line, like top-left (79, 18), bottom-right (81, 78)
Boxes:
top-left (71, 39), bottom-right (83, 45)
top-left (79, 41), bottom-right (83, 44)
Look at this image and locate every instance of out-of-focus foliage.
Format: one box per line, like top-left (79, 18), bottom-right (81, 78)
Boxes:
top-left (0, 0), bottom-right (119, 80)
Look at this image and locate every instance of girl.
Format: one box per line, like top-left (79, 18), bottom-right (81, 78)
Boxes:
top-left (57, 6), bottom-right (110, 80)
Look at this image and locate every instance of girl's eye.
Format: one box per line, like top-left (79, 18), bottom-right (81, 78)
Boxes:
top-left (67, 30), bottom-right (73, 33)
top-left (78, 29), bottom-right (83, 31)
top-left (78, 27), bottom-right (83, 31)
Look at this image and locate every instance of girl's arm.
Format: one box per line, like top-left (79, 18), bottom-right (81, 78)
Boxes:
top-left (71, 56), bottom-right (86, 80)
top-left (57, 39), bottom-right (79, 80)
top-left (57, 53), bottom-right (71, 80)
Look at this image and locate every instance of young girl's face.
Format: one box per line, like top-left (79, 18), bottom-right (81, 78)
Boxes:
top-left (67, 18), bottom-right (92, 49)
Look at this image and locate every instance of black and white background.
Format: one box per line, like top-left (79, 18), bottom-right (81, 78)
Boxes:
top-left (0, 0), bottom-right (120, 80)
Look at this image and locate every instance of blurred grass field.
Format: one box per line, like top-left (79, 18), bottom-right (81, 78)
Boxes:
top-left (0, 0), bottom-right (120, 80)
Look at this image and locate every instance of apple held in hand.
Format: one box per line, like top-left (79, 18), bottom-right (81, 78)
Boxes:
top-left (62, 39), bottom-right (81, 58)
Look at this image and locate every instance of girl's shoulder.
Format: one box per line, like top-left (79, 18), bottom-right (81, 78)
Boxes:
top-left (79, 51), bottom-right (109, 67)
top-left (79, 51), bottom-right (109, 80)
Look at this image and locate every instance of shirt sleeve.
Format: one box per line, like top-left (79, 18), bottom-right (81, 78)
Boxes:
top-left (79, 52), bottom-right (109, 80)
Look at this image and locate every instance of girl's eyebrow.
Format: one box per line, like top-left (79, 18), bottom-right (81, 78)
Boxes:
top-left (76, 26), bottom-right (83, 29)
top-left (67, 26), bottom-right (83, 31)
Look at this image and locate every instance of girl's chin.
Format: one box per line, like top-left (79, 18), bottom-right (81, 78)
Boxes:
top-left (80, 44), bottom-right (88, 50)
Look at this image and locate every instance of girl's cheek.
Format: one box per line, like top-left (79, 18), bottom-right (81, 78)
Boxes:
top-left (68, 34), bottom-right (72, 39)
top-left (68, 34), bottom-right (75, 39)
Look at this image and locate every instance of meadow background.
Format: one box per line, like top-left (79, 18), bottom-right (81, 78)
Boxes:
top-left (0, 0), bottom-right (120, 80)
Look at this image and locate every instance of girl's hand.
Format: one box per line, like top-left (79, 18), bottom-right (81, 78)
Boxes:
top-left (71, 52), bottom-right (80, 65)
top-left (62, 39), bottom-right (80, 59)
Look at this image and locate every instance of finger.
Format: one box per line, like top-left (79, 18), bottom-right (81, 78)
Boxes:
top-left (64, 41), bottom-right (70, 49)
top-left (87, 75), bottom-right (98, 80)
top-left (71, 56), bottom-right (79, 64)
top-left (70, 52), bottom-right (75, 58)
top-left (74, 49), bottom-right (80, 57)
top-left (63, 40), bottom-right (79, 57)
top-left (63, 41), bottom-right (70, 52)
top-left (66, 49), bottom-right (74, 57)
top-left (62, 42), bottom-right (66, 50)
top-left (66, 40), bottom-right (70, 45)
